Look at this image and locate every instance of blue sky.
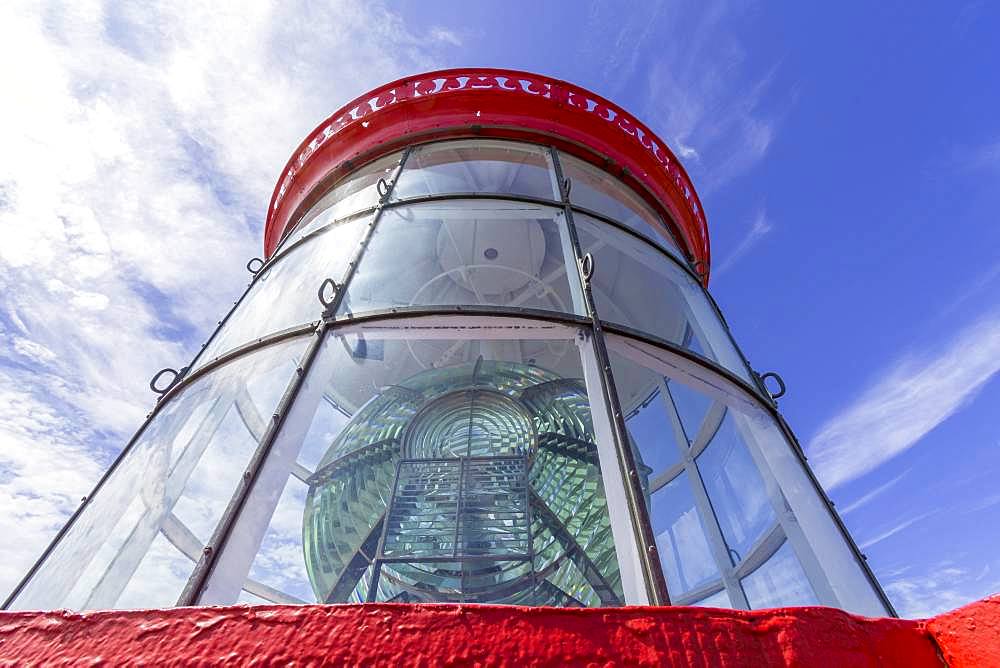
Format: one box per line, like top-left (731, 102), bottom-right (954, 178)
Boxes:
top-left (0, 1), bottom-right (997, 617)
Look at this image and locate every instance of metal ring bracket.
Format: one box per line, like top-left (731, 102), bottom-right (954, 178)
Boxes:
top-left (246, 257), bottom-right (264, 275)
top-left (760, 371), bottom-right (786, 400)
top-left (376, 178), bottom-right (391, 201)
top-left (150, 368), bottom-right (180, 395)
top-left (579, 252), bottom-right (594, 282)
top-left (562, 177), bottom-right (572, 200)
top-left (692, 259), bottom-right (708, 278)
top-left (317, 278), bottom-right (339, 308)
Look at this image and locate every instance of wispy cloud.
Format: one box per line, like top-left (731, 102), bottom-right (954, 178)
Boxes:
top-left (858, 509), bottom-right (936, 550)
top-left (883, 560), bottom-right (1000, 618)
top-left (808, 312), bottom-right (1000, 489)
top-left (0, 0), bottom-right (447, 600)
top-left (713, 208), bottom-right (773, 276)
top-left (839, 469), bottom-right (910, 516)
top-left (583, 0), bottom-right (790, 193)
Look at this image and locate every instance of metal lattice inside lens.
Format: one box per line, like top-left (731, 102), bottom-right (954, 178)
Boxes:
top-left (302, 359), bottom-right (624, 606)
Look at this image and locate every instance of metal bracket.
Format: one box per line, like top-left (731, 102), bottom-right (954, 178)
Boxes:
top-left (246, 257), bottom-right (264, 275)
top-left (759, 371), bottom-right (786, 400)
top-left (692, 259), bottom-right (708, 279)
top-left (376, 178), bottom-right (391, 202)
top-left (561, 177), bottom-right (572, 200)
top-left (579, 252), bottom-right (594, 283)
top-left (149, 367), bottom-right (181, 395)
top-left (317, 278), bottom-right (339, 309)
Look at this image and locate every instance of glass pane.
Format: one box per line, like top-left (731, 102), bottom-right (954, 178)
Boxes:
top-left (199, 316), bottom-right (626, 608)
top-left (667, 379), bottom-right (712, 445)
top-left (696, 412), bottom-right (776, 564)
top-left (8, 337), bottom-right (310, 611)
top-left (575, 213), bottom-right (753, 383)
top-left (741, 541), bottom-right (818, 609)
top-left (559, 152), bottom-right (680, 256)
top-left (339, 201), bottom-right (585, 317)
top-left (691, 587), bottom-right (733, 608)
top-left (609, 348), bottom-right (682, 482)
top-left (280, 152), bottom-right (400, 248)
top-left (393, 140), bottom-right (558, 201)
top-left (195, 216), bottom-right (368, 368)
top-left (651, 472), bottom-right (720, 596)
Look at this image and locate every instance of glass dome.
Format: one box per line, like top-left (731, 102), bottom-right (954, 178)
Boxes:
top-left (5, 134), bottom-right (892, 616)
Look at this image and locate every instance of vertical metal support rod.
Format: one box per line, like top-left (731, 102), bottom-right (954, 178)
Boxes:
top-left (549, 147), bottom-right (670, 606)
top-left (180, 149), bottom-right (413, 606)
top-left (367, 459), bottom-right (403, 603)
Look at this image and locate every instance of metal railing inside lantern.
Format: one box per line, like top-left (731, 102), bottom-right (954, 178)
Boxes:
top-left (303, 357), bottom-right (622, 605)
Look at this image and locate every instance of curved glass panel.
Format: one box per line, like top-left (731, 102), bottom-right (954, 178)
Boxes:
top-left (393, 140), bottom-right (559, 201)
top-left (575, 212), bottom-right (753, 383)
top-left (339, 201), bottom-right (586, 317)
top-left (741, 541), bottom-right (818, 609)
top-left (7, 337), bottom-right (310, 611)
top-left (558, 151), bottom-right (680, 256)
top-left (198, 316), bottom-right (630, 608)
top-left (651, 472), bottom-right (720, 597)
top-left (697, 413), bottom-right (776, 563)
top-left (195, 215), bottom-right (369, 369)
top-left (280, 152), bottom-right (401, 249)
top-left (605, 332), bottom-right (888, 613)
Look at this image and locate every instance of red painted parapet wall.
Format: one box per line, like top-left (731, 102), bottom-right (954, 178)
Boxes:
top-left (0, 596), bottom-right (996, 666)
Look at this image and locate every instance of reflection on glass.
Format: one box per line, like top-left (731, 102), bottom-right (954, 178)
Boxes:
top-left (575, 213), bottom-right (753, 383)
top-left (624, 385), bottom-right (681, 480)
top-left (7, 338), bottom-right (309, 611)
top-left (559, 152), bottom-right (679, 255)
top-left (195, 216), bottom-right (368, 368)
top-left (200, 318), bottom-right (625, 607)
top-left (606, 333), bottom-right (841, 611)
top-left (697, 413), bottom-right (775, 562)
top-left (339, 201), bottom-right (585, 317)
top-left (692, 588), bottom-right (733, 608)
top-left (281, 153), bottom-right (400, 248)
top-left (393, 140), bottom-right (558, 201)
top-left (667, 379), bottom-right (712, 446)
top-left (613, 350), bottom-right (682, 480)
top-left (741, 542), bottom-right (818, 609)
top-left (651, 472), bottom-right (719, 596)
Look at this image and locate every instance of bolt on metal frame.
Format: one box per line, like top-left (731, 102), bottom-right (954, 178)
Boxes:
top-left (4, 137), bottom-right (893, 615)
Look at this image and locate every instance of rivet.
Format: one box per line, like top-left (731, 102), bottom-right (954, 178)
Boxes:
top-left (272, 413), bottom-right (280, 421)
top-left (203, 546), bottom-right (213, 555)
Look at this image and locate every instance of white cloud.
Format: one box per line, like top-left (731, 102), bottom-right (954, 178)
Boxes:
top-left (808, 312), bottom-right (1000, 490)
top-left (0, 0), bottom-right (446, 602)
top-left (883, 561), bottom-right (1000, 618)
top-left (712, 208), bottom-right (773, 276)
top-left (838, 469), bottom-right (909, 516)
top-left (609, 0), bottom-right (788, 193)
top-left (858, 509), bottom-right (936, 550)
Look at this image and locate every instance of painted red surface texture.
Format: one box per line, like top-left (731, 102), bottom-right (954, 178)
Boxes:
top-left (2, 599), bottom-right (996, 667)
top-left (924, 595), bottom-right (1000, 668)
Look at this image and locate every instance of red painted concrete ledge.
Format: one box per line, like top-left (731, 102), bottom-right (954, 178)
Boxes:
top-left (0, 596), bottom-right (996, 666)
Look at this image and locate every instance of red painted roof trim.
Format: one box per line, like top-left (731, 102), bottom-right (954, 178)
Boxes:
top-left (264, 69), bottom-right (711, 283)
